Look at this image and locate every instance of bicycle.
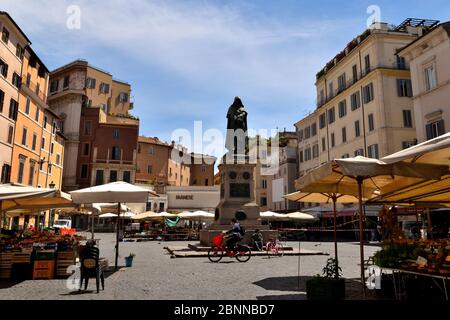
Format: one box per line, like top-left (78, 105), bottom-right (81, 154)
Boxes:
top-left (207, 233), bottom-right (252, 263)
top-left (266, 238), bottom-right (284, 258)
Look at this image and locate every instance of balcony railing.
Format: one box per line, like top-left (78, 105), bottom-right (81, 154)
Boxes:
top-left (21, 79), bottom-right (47, 102)
top-left (316, 63), bottom-right (409, 108)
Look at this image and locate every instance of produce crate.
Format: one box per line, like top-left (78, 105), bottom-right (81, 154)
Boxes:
top-left (56, 250), bottom-right (76, 277)
top-left (12, 249), bottom-right (32, 264)
top-left (0, 252), bottom-right (13, 279)
top-left (33, 249), bottom-right (56, 260)
top-left (33, 260), bottom-right (55, 280)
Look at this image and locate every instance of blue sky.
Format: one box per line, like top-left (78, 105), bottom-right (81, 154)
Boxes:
top-left (2, 0), bottom-right (449, 156)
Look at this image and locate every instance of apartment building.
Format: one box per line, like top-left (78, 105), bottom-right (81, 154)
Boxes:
top-left (295, 20), bottom-right (433, 181)
top-left (0, 12), bottom-right (30, 183)
top-left (136, 136), bottom-right (216, 189)
top-left (398, 20), bottom-right (450, 142)
top-left (47, 60), bottom-right (137, 191)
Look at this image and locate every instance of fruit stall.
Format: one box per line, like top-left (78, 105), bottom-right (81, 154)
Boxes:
top-left (373, 239), bottom-right (450, 300)
top-left (0, 230), bottom-right (84, 281)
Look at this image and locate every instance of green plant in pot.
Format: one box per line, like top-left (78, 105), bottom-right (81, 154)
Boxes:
top-left (306, 258), bottom-right (346, 300)
top-left (125, 253), bottom-right (135, 267)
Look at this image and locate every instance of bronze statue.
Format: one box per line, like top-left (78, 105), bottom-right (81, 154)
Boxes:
top-left (225, 97), bottom-right (249, 155)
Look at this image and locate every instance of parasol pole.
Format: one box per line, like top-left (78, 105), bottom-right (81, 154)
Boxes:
top-left (332, 194), bottom-right (339, 279)
top-left (357, 176), bottom-right (366, 296)
top-left (115, 202), bottom-right (120, 270)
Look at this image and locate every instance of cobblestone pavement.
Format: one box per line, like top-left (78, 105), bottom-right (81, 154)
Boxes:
top-left (0, 233), bottom-right (382, 300)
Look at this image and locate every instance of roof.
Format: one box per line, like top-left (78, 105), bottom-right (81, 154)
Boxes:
top-left (0, 11), bottom-right (32, 44)
top-left (25, 45), bottom-right (49, 74)
top-left (138, 136), bottom-right (170, 146)
top-left (398, 21), bottom-right (448, 55)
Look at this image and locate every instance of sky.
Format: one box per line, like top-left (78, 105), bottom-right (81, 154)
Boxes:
top-left (2, 0), bottom-right (449, 157)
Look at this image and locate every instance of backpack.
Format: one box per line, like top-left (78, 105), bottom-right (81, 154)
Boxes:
top-left (239, 225), bottom-right (245, 236)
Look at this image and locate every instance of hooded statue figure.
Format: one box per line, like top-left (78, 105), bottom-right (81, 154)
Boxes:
top-left (225, 96), bottom-right (248, 155)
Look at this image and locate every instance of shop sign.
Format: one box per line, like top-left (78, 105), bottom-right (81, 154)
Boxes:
top-left (176, 195), bottom-right (194, 200)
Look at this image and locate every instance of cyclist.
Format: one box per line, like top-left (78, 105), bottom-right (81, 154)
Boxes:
top-left (225, 218), bottom-right (243, 253)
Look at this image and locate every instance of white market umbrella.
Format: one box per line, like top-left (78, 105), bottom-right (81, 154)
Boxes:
top-left (285, 211), bottom-right (317, 221)
top-left (260, 211), bottom-right (289, 220)
top-left (70, 181), bottom-right (153, 269)
top-left (99, 213), bottom-right (117, 218)
top-left (178, 211), bottom-right (214, 220)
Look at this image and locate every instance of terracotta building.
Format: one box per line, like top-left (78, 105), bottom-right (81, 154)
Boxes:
top-left (398, 20), bottom-right (450, 142)
top-left (0, 12), bottom-right (30, 183)
top-left (48, 60), bottom-right (138, 191)
top-left (136, 136), bottom-right (216, 189)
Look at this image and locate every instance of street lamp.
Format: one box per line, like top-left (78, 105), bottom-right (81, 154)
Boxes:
top-left (49, 181), bottom-right (55, 189)
top-left (38, 157), bottom-right (53, 188)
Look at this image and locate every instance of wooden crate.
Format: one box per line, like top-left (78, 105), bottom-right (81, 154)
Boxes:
top-left (56, 250), bottom-right (76, 277)
top-left (33, 260), bottom-right (55, 280)
top-left (13, 249), bottom-right (32, 264)
top-left (0, 252), bottom-right (13, 279)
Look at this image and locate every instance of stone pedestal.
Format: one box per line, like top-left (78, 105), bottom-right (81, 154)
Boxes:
top-left (199, 155), bottom-right (276, 246)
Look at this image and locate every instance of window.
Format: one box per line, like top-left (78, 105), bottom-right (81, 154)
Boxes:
top-left (364, 54), bottom-right (371, 74)
top-left (304, 126), bottom-right (311, 139)
top-left (298, 129), bottom-right (303, 141)
top-left (368, 144), bottom-right (379, 159)
top-left (424, 65), bottom-right (437, 91)
top-left (12, 72), bottom-right (20, 88)
top-left (43, 115), bottom-right (48, 129)
top-left (319, 113), bottom-right (326, 129)
top-left (328, 82), bottom-right (334, 99)
top-left (25, 73), bottom-right (31, 86)
top-left (354, 148), bottom-right (364, 156)
top-left (41, 137), bottom-right (46, 150)
top-left (9, 99), bottom-right (18, 120)
top-left (147, 165), bottom-right (153, 174)
top-left (50, 143), bottom-right (54, 154)
top-left (21, 127), bottom-right (27, 146)
top-left (363, 83), bottom-right (374, 103)
top-left (148, 147), bottom-right (154, 155)
top-left (351, 91), bottom-right (360, 110)
top-left (123, 171), bottom-right (131, 183)
top-left (305, 148), bottom-right (311, 161)
top-left (24, 97), bottom-right (31, 114)
top-left (100, 82), bottom-right (110, 94)
top-left (312, 144), bottom-right (319, 158)
top-left (342, 153), bottom-right (350, 159)
top-left (402, 141), bottom-right (416, 149)
top-left (299, 150), bottom-right (304, 163)
top-left (1, 27), bottom-right (9, 44)
top-left (1, 164), bottom-right (11, 183)
top-left (352, 65), bottom-right (358, 83)
top-left (319, 90), bottom-right (325, 105)
top-left (338, 73), bottom-right (346, 92)
top-left (110, 170), bottom-right (118, 182)
top-left (327, 107), bottom-right (335, 124)
top-left (62, 75), bottom-right (70, 89)
top-left (311, 123), bottom-right (317, 136)
top-left (113, 129), bottom-right (120, 139)
top-left (261, 197), bottom-right (267, 206)
top-left (35, 107), bottom-right (39, 122)
top-left (201, 165), bottom-right (206, 172)
top-left (0, 89), bottom-right (4, 112)
top-left (119, 92), bottom-right (129, 102)
top-left (28, 161), bottom-right (35, 186)
top-left (397, 55), bottom-right (406, 69)
top-left (50, 80), bottom-right (59, 93)
top-left (56, 154), bottom-right (61, 165)
top-left (342, 127), bottom-right (347, 143)
top-left (111, 146), bottom-right (121, 160)
top-left (18, 155), bottom-right (26, 184)
top-left (205, 178), bottom-right (209, 186)
top-left (83, 121), bottom-right (92, 135)
top-left (16, 44), bottom-right (24, 60)
top-left (95, 170), bottom-right (104, 185)
top-left (52, 121), bottom-right (57, 134)
top-left (138, 144), bottom-right (141, 153)
top-left (32, 133), bottom-right (37, 151)
top-left (331, 133), bottom-right (335, 147)
top-left (262, 180), bottom-right (267, 189)
top-left (397, 79), bottom-right (412, 97)
top-left (86, 77), bottom-right (96, 89)
top-left (7, 126), bottom-right (13, 144)
top-left (338, 100), bottom-right (347, 118)
top-left (83, 143), bottom-right (90, 156)
top-left (81, 164), bottom-right (88, 179)
top-left (321, 137), bottom-right (326, 151)
top-left (426, 120), bottom-right (445, 140)
top-left (0, 59), bottom-right (8, 77)
top-left (355, 120), bottom-right (361, 137)
top-left (403, 110), bottom-right (413, 128)
top-left (368, 113), bottom-right (375, 131)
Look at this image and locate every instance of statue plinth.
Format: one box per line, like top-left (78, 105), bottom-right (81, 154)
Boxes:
top-left (199, 154), bottom-right (276, 246)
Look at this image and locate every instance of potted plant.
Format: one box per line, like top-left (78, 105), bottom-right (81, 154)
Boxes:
top-left (125, 253), bottom-right (135, 267)
top-left (306, 258), bottom-right (346, 300)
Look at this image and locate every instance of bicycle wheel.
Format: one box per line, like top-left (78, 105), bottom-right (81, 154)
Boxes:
top-left (235, 245), bottom-right (251, 262)
top-left (208, 246), bottom-right (224, 263)
top-left (275, 241), bottom-right (284, 257)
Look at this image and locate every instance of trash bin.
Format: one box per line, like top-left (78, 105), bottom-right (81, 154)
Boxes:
top-left (125, 256), bottom-right (134, 267)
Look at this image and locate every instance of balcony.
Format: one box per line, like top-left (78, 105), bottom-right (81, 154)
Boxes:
top-left (316, 63), bottom-right (410, 108)
top-left (21, 79), bottom-right (47, 106)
